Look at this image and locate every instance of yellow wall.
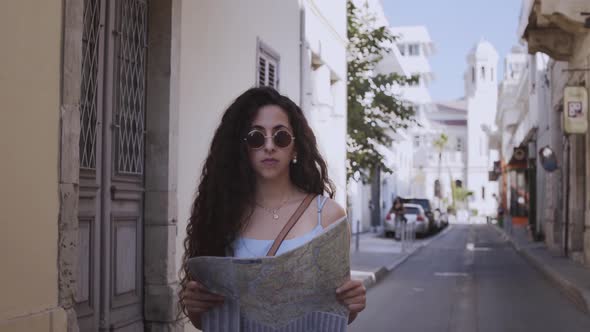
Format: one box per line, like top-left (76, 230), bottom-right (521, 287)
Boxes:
top-left (0, 1), bottom-right (66, 330)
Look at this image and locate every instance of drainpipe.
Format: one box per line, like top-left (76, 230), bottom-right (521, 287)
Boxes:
top-left (299, 7), bottom-right (307, 110)
top-left (564, 134), bottom-right (570, 257)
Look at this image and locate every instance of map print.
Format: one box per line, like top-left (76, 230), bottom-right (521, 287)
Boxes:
top-left (188, 217), bottom-right (351, 331)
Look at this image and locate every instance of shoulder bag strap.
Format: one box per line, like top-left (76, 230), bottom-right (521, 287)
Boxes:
top-left (266, 194), bottom-right (315, 257)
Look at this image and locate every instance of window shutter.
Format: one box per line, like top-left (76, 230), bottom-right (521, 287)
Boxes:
top-left (257, 40), bottom-right (280, 89)
top-left (258, 57), bottom-right (266, 87)
top-left (268, 62), bottom-right (276, 88)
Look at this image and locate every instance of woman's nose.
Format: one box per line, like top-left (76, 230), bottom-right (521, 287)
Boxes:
top-left (263, 134), bottom-right (276, 152)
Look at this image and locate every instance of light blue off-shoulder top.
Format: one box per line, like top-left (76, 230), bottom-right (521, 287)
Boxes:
top-left (233, 195), bottom-right (329, 258)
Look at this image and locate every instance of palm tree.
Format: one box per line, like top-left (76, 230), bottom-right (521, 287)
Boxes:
top-left (432, 133), bottom-right (448, 207)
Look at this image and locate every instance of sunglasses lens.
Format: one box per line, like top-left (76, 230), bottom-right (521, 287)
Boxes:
top-left (274, 131), bottom-right (292, 148)
top-left (246, 131), bottom-right (265, 149)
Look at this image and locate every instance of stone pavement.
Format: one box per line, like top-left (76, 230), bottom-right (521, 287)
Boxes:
top-left (349, 227), bottom-right (447, 288)
top-left (494, 225), bottom-right (590, 315)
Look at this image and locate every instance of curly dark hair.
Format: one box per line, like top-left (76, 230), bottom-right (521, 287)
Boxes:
top-left (178, 87), bottom-right (335, 318)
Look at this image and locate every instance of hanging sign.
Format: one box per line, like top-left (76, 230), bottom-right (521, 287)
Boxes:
top-left (563, 86), bottom-right (588, 134)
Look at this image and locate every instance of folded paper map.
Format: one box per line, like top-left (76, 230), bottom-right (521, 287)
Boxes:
top-left (188, 217), bottom-right (350, 332)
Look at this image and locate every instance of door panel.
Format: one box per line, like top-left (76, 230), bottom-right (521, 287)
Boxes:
top-left (106, 0), bottom-right (147, 329)
top-left (77, 0), bottom-right (106, 330)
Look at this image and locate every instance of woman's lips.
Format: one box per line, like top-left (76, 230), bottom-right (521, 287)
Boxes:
top-left (261, 158), bottom-right (279, 166)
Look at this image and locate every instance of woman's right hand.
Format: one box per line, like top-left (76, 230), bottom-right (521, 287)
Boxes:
top-left (182, 280), bottom-right (225, 315)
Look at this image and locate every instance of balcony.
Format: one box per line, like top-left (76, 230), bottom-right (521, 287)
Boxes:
top-left (519, 0), bottom-right (590, 61)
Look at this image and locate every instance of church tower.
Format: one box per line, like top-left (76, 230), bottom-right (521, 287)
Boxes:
top-left (465, 39), bottom-right (499, 215)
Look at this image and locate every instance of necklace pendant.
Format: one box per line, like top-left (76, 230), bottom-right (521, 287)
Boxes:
top-left (273, 213), bottom-right (279, 220)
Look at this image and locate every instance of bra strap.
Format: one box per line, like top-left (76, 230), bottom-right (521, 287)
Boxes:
top-left (317, 195), bottom-right (329, 227)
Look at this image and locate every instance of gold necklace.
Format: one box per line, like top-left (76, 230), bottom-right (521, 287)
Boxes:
top-left (256, 195), bottom-right (289, 220)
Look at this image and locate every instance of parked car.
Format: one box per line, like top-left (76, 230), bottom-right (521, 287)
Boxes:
top-left (400, 197), bottom-right (438, 232)
top-left (396, 203), bottom-right (428, 237)
top-left (433, 208), bottom-right (447, 229)
top-left (438, 208), bottom-right (449, 226)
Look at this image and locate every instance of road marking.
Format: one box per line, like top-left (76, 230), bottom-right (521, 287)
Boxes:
top-left (466, 242), bottom-right (491, 251)
top-left (412, 287), bottom-right (424, 292)
top-left (434, 272), bottom-right (470, 277)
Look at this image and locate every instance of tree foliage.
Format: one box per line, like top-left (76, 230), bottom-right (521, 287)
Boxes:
top-left (450, 179), bottom-right (473, 210)
top-left (433, 133), bottom-right (449, 154)
top-left (347, 0), bottom-right (417, 183)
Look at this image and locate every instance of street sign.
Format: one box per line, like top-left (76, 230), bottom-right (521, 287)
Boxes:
top-left (563, 86), bottom-right (588, 134)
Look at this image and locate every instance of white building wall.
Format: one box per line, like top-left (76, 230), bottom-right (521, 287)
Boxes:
top-left (175, 0), bottom-right (302, 295)
top-left (302, 0), bottom-right (348, 206)
top-left (465, 41), bottom-right (499, 216)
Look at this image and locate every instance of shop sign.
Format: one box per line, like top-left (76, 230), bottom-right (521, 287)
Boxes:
top-left (563, 86), bottom-right (588, 134)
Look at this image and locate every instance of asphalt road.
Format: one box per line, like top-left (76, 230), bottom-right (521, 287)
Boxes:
top-left (348, 224), bottom-right (590, 332)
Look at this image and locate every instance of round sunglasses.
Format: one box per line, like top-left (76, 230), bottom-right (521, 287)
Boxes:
top-left (243, 129), bottom-right (295, 149)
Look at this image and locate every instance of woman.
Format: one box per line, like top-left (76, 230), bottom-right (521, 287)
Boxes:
top-left (179, 87), bottom-right (366, 329)
top-left (392, 197), bottom-right (405, 237)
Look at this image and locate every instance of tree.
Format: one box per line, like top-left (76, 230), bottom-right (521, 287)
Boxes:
top-left (450, 179), bottom-right (473, 211)
top-left (433, 133), bottom-right (448, 202)
top-left (346, 0), bottom-right (417, 183)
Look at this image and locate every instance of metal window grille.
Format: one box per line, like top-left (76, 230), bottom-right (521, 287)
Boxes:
top-left (80, 0), bottom-right (102, 170)
top-left (114, 0), bottom-right (147, 175)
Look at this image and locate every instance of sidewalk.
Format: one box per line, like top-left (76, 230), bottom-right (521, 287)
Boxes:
top-left (494, 225), bottom-right (590, 315)
top-left (349, 230), bottom-right (431, 289)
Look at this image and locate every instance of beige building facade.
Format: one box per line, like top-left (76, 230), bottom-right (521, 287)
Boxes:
top-left (0, 1), bottom-right (68, 331)
top-left (2, 0), bottom-right (182, 330)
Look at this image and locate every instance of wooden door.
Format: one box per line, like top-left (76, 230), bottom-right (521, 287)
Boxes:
top-left (77, 1), bottom-right (148, 331)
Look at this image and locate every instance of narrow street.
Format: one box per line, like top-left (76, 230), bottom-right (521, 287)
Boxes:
top-left (349, 224), bottom-right (590, 332)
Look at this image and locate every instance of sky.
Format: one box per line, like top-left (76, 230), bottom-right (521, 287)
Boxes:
top-left (382, 0), bottom-right (523, 102)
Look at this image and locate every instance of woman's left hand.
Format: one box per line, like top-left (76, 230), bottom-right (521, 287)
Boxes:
top-left (336, 279), bottom-right (366, 323)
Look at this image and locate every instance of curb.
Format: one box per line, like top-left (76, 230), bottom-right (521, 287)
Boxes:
top-left (492, 225), bottom-right (590, 315)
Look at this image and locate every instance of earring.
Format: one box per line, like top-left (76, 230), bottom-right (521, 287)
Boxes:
top-left (292, 156), bottom-right (298, 164)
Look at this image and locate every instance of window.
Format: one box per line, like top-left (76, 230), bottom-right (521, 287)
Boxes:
top-left (491, 67), bottom-right (494, 81)
top-left (398, 44), bottom-right (406, 56)
top-left (414, 135), bottom-right (421, 147)
top-left (456, 137), bottom-right (463, 151)
top-left (408, 44), bottom-right (420, 56)
top-left (482, 186), bottom-right (486, 199)
top-left (481, 66), bottom-right (486, 79)
top-left (257, 40), bottom-right (280, 89)
top-left (472, 66), bottom-right (475, 83)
